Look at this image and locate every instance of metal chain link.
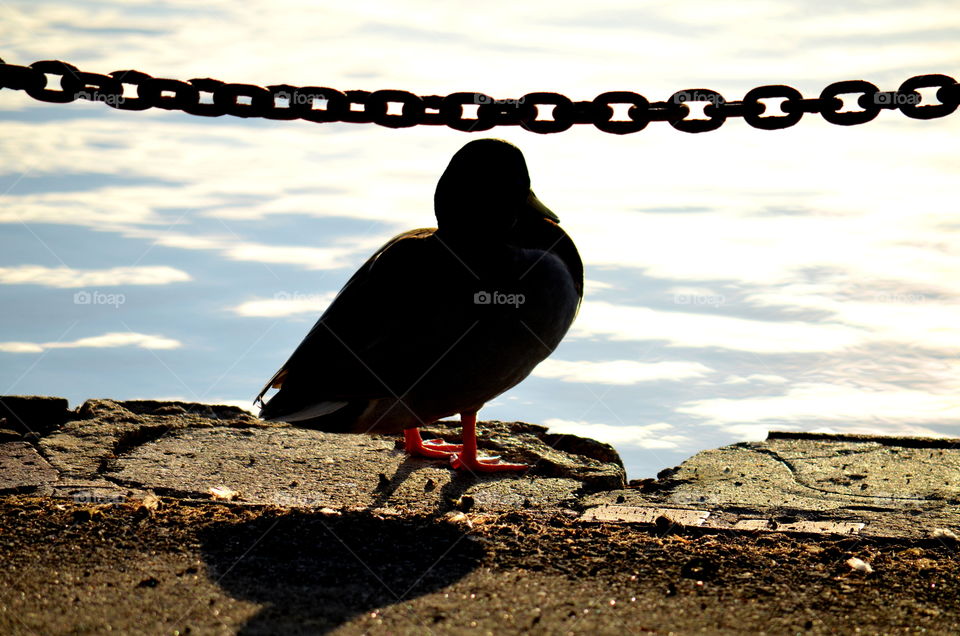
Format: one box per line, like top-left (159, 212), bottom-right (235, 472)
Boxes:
top-left (1, 59), bottom-right (957, 134)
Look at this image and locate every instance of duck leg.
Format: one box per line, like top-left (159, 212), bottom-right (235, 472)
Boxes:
top-left (451, 411), bottom-right (527, 472)
top-left (404, 427), bottom-right (463, 458)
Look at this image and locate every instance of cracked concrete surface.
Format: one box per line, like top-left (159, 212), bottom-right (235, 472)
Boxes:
top-left (2, 395), bottom-right (959, 539)
top-left (4, 395), bottom-right (960, 635)
top-left (1, 397), bottom-right (625, 516)
top-left (585, 434), bottom-right (960, 540)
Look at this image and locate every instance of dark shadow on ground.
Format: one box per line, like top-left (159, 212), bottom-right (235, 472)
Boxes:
top-left (367, 456), bottom-right (494, 512)
top-left (199, 510), bottom-right (484, 634)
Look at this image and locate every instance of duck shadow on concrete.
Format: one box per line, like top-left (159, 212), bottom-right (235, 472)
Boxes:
top-left (199, 474), bottom-right (487, 633)
top-left (367, 455), bottom-right (502, 512)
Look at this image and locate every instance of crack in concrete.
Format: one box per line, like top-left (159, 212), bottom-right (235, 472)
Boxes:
top-left (749, 446), bottom-right (928, 503)
top-left (102, 473), bottom-right (210, 501)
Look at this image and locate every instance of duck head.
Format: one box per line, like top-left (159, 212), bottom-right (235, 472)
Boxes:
top-left (434, 138), bottom-right (559, 240)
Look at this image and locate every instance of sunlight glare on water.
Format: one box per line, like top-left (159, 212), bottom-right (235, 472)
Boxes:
top-left (1, 1), bottom-right (959, 477)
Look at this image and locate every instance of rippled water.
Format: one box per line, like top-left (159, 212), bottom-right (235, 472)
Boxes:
top-left (1, 2), bottom-right (959, 477)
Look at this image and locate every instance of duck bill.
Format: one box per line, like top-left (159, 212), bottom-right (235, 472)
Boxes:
top-left (526, 190), bottom-right (560, 223)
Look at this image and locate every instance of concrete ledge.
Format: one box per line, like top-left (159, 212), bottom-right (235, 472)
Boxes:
top-left (3, 396), bottom-right (960, 633)
top-left (2, 396), bottom-right (959, 540)
top-left (584, 433), bottom-right (960, 540)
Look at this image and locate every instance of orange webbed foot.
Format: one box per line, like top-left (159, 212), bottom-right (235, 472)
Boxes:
top-left (449, 411), bottom-right (527, 473)
top-left (404, 428), bottom-right (461, 459)
top-left (422, 438), bottom-right (464, 453)
top-left (450, 453), bottom-right (527, 473)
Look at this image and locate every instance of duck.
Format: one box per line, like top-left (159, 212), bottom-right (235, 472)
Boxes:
top-left (255, 138), bottom-right (583, 472)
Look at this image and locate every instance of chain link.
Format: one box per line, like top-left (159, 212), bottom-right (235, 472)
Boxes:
top-left (1, 58), bottom-right (957, 134)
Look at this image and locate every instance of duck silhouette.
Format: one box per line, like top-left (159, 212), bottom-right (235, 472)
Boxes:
top-left (256, 139), bottom-right (583, 472)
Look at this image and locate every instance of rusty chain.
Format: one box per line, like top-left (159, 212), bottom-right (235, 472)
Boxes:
top-left (1, 58), bottom-right (958, 134)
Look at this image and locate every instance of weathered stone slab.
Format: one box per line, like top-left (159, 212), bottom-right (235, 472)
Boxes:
top-left (663, 434), bottom-right (960, 513)
top-left (586, 432), bottom-right (960, 539)
top-left (107, 422), bottom-right (623, 514)
top-left (581, 505), bottom-right (710, 526)
top-left (0, 395), bottom-right (69, 436)
top-left (39, 398), bottom-right (265, 479)
top-left (10, 397), bottom-right (621, 512)
top-left (769, 436), bottom-right (960, 503)
top-left (731, 519), bottom-right (865, 535)
top-left (10, 396), bottom-right (960, 541)
top-left (0, 442), bottom-right (59, 492)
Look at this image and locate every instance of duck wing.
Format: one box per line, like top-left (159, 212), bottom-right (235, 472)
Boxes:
top-left (256, 228), bottom-right (462, 418)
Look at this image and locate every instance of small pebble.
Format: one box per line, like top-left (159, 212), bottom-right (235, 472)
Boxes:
top-left (208, 486), bottom-right (238, 501)
top-left (846, 557), bottom-right (873, 574)
top-left (444, 511), bottom-right (473, 529)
